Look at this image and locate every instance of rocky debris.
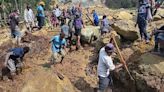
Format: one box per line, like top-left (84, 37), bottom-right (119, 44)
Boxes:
top-left (112, 20), bottom-right (139, 41)
top-left (121, 48), bottom-right (135, 62)
top-left (132, 53), bottom-right (164, 92)
top-left (54, 50), bottom-right (98, 92)
top-left (94, 31), bottom-right (121, 54)
top-left (113, 11), bottom-right (133, 20)
top-left (153, 8), bottom-right (164, 21)
top-left (155, 8), bottom-right (164, 17)
top-left (21, 67), bottom-right (75, 92)
top-left (139, 53), bottom-right (164, 74)
top-left (81, 26), bottom-right (100, 43)
top-left (153, 15), bottom-right (162, 21)
top-left (0, 29), bottom-right (10, 46)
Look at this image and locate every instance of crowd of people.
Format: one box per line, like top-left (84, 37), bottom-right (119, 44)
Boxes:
top-left (2, 0), bottom-right (164, 92)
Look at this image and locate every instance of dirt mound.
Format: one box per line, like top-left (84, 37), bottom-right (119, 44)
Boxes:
top-left (132, 53), bottom-right (164, 92)
top-left (22, 67), bottom-right (75, 92)
top-left (54, 49), bottom-right (98, 92)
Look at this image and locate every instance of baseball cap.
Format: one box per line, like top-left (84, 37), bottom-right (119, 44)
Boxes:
top-left (105, 43), bottom-right (114, 53)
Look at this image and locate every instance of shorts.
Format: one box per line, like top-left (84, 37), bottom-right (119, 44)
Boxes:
top-left (7, 59), bottom-right (23, 74)
top-left (11, 26), bottom-right (21, 38)
top-left (98, 75), bottom-right (113, 91)
top-left (51, 49), bottom-right (66, 63)
top-left (74, 28), bottom-right (82, 36)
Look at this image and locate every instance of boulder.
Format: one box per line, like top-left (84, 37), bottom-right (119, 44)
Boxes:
top-left (139, 53), bottom-right (164, 74)
top-left (102, 31), bottom-right (121, 47)
top-left (156, 8), bottom-right (164, 18)
top-left (112, 20), bottom-right (139, 41)
top-left (113, 11), bottom-right (133, 20)
top-left (21, 68), bottom-right (75, 92)
top-left (108, 15), bottom-right (113, 20)
top-left (153, 15), bottom-right (162, 21)
top-left (81, 26), bottom-right (100, 43)
top-left (94, 31), bottom-right (121, 52)
top-left (133, 53), bottom-right (164, 92)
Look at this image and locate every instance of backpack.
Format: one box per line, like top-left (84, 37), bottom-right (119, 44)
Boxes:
top-left (74, 18), bottom-right (82, 29)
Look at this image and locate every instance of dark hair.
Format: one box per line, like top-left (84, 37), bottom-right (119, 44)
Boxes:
top-left (139, 0), bottom-right (144, 3)
top-left (13, 9), bottom-right (18, 12)
top-left (27, 4), bottom-right (31, 9)
top-left (23, 46), bottom-right (30, 53)
top-left (103, 15), bottom-right (106, 19)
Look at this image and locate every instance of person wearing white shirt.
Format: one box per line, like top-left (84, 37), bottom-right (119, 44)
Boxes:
top-left (24, 5), bottom-right (35, 32)
top-left (97, 43), bottom-right (122, 92)
top-left (53, 5), bottom-right (62, 20)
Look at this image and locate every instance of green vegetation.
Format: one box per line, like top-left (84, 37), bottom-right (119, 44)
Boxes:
top-left (105, 0), bottom-right (138, 9)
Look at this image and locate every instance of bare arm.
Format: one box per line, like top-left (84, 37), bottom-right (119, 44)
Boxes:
top-left (115, 63), bottom-right (123, 69)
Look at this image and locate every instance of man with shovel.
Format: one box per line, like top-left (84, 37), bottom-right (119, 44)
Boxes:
top-left (97, 43), bottom-right (123, 92)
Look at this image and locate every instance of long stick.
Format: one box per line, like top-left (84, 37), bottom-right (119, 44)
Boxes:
top-left (111, 34), bottom-right (134, 80)
top-left (86, 14), bottom-right (95, 26)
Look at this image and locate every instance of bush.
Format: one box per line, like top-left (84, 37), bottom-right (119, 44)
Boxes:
top-left (105, 0), bottom-right (138, 9)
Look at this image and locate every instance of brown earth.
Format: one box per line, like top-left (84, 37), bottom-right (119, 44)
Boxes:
top-left (0, 4), bottom-right (164, 92)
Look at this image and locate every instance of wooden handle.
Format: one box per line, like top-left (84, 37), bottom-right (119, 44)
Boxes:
top-left (111, 33), bottom-right (134, 80)
top-left (86, 14), bottom-right (95, 26)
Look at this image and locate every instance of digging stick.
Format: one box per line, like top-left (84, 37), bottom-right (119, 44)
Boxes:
top-left (86, 14), bottom-right (95, 26)
top-left (111, 34), bottom-right (134, 80)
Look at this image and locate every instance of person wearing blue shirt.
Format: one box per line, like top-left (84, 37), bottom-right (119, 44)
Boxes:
top-left (4, 47), bottom-right (30, 80)
top-left (92, 10), bottom-right (99, 26)
top-left (50, 32), bottom-right (66, 63)
top-left (37, 1), bottom-right (45, 30)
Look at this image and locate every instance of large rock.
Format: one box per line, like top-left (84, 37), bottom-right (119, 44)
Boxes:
top-left (113, 11), bottom-right (133, 20)
top-left (112, 20), bottom-right (139, 41)
top-left (94, 31), bottom-right (121, 53)
top-left (133, 53), bottom-right (164, 92)
top-left (156, 8), bottom-right (164, 18)
top-left (81, 26), bottom-right (100, 43)
top-left (153, 15), bottom-right (162, 21)
top-left (153, 8), bottom-right (164, 21)
top-left (22, 68), bottom-right (75, 92)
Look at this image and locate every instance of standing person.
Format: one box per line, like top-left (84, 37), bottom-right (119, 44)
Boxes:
top-left (50, 32), bottom-right (67, 64)
top-left (135, 0), bottom-right (150, 43)
top-left (92, 10), bottom-right (99, 26)
top-left (4, 47), bottom-right (30, 80)
top-left (73, 13), bottom-right (85, 50)
top-left (97, 43), bottom-right (122, 92)
top-left (53, 4), bottom-right (62, 25)
top-left (50, 11), bottom-right (58, 28)
top-left (8, 10), bottom-right (21, 45)
top-left (37, 1), bottom-right (45, 30)
top-left (61, 21), bottom-right (70, 45)
top-left (24, 5), bottom-right (35, 32)
top-left (100, 15), bottom-right (111, 35)
top-left (152, 25), bottom-right (164, 55)
top-left (71, 5), bottom-right (77, 16)
top-left (60, 9), bottom-right (68, 26)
